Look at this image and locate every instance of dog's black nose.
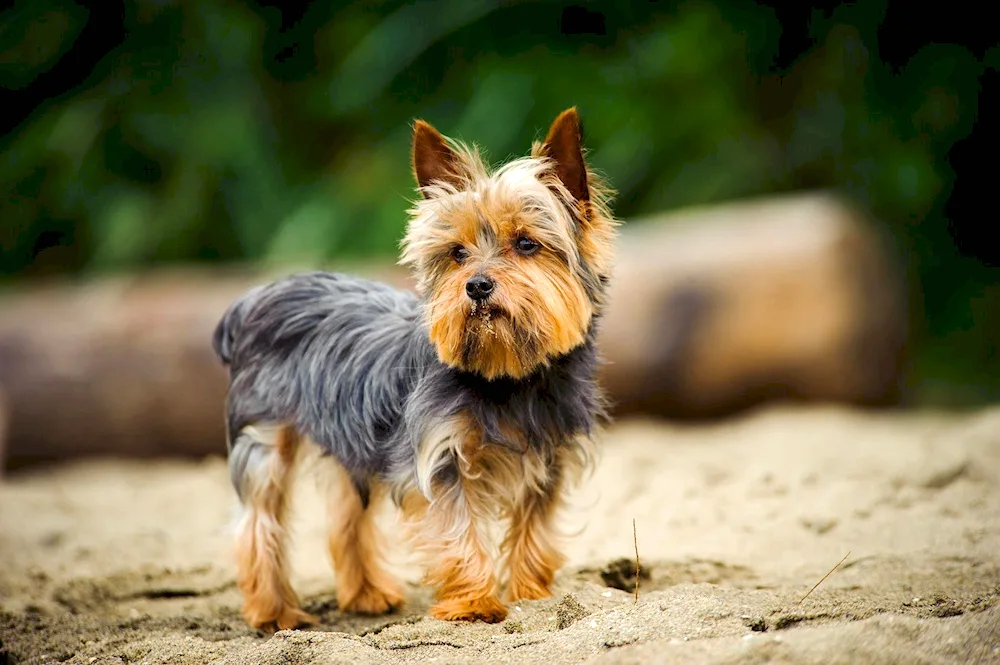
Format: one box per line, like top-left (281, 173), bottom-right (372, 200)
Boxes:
top-left (465, 274), bottom-right (495, 301)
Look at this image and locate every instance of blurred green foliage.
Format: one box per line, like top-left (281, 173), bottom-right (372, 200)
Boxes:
top-left (0, 0), bottom-right (996, 403)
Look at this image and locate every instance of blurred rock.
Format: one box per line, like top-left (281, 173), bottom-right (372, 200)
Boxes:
top-left (0, 193), bottom-right (906, 469)
top-left (600, 192), bottom-right (907, 417)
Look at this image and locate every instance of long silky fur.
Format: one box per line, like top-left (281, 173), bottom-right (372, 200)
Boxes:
top-left (212, 270), bottom-right (609, 507)
top-left (215, 110), bottom-right (618, 627)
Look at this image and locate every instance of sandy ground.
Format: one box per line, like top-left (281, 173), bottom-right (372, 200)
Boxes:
top-left (2, 404), bottom-right (1000, 664)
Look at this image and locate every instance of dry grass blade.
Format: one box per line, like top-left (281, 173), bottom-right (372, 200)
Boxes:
top-left (633, 518), bottom-right (640, 604)
top-left (798, 551), bottom-right (851, 604)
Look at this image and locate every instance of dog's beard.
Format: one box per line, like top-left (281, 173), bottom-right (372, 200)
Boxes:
top-left (457, 304), bottom-right (542, 378)
top-left (466, 300), bottom-right (502, 337)
top-left (426, 281), bottom-right (588, 380)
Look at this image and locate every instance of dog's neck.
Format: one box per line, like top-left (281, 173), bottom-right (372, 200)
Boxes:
top-left (450, 315), bottom-right (601, 388)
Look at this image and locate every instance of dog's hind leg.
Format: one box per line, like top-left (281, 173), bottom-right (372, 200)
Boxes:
top-left (325, 460), bottom-right (405, 615)
top-left (229, 423), bottom-right (316, 632)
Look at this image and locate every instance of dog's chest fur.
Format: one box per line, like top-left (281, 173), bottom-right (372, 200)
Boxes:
top-left (407, 346), bottom-right (606, 501)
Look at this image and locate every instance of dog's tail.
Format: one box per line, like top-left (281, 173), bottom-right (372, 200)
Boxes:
top-left (212, 302), bottom-right (240, 367)
top-left (212, 285), bottom-right (265, 367)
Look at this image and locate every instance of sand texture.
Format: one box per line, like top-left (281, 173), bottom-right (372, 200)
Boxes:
top-left (2, 405), bottom-right (999, 664)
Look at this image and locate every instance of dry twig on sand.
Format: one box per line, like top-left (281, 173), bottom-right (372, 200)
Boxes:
top-left (798, 551), bottom-right (851, 604)
top-left (633, 518), bottom-right (640, 604)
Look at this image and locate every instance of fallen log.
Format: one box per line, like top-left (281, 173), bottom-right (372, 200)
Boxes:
top-left (600, 192), bottom-right (907, 417)
top-left (0, 263), bottom-right (413, 470)
top-left (0, 192), bottom-right (906, 470)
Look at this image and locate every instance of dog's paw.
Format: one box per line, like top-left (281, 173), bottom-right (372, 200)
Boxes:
top-left (244, 603), bottom-right (318, 633)
top-left (430, 595), bottom-right (507, 623)
top-left (341, 583), bottom-right (405, 615)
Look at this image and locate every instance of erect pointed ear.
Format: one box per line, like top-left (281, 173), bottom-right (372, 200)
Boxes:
top-left (540, 107), bottom-right (589, 203)
top-left (412, 120), bottom-right (464, 197)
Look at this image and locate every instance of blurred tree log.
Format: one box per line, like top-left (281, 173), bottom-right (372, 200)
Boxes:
top-left (0, 193), bottom-right (906, 470)
top-left (601, 193), bottom-right (907, 417)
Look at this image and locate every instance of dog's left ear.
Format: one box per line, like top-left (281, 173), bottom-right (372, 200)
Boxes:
top-left (540, 107), bottom-right (589, 204)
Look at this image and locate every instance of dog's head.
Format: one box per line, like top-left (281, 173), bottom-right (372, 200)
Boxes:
top-left (400, 109), bottom-right (617, 380)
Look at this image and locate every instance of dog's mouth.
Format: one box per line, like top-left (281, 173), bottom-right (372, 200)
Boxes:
top-left (466, 301), bottom-right (509, 336)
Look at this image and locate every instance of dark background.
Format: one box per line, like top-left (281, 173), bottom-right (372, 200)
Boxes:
top-left (1, 0), bottom-right (997, 406)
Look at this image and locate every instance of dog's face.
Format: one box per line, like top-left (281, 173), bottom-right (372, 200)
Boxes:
top-left (401, 109), bottom-right (617, 380)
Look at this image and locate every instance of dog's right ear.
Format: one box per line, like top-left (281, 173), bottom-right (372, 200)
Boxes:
top-left (412, 120), bottom-right (465, 196)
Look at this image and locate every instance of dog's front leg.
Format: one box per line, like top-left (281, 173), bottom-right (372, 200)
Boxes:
top-left (502, 459), bottom-right (567, 602)
top-left (403, 476), bottom-right (507, 623)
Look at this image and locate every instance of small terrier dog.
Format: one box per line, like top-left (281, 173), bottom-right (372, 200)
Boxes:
top-left (212, 108), bottom-right (618, 631)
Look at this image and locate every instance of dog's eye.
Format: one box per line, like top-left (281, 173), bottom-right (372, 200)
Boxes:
top-left (451, 245), bottom-right (470, 263)
top-left (514, 237), bottom-right (540, 255)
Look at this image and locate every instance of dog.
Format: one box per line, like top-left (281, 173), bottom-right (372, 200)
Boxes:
top-left (212, 108), bottom-right (618, 632)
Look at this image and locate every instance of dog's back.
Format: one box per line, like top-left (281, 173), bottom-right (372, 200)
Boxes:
top-left (213, 272), bottom-right (432, 470)
top-left (214, 272), bottom-right (415, 367)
